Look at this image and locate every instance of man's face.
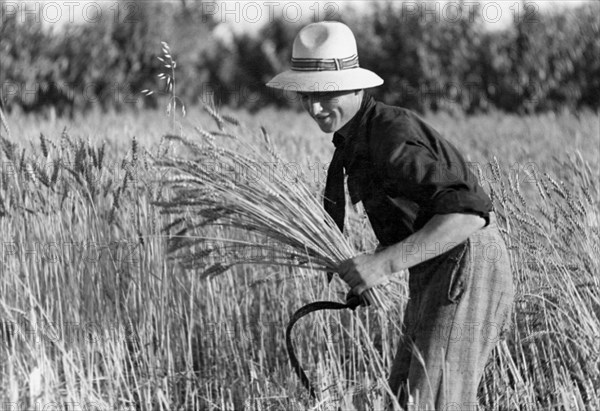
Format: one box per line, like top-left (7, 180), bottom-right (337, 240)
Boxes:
top-left (298, 90), bottom-right (362, 133)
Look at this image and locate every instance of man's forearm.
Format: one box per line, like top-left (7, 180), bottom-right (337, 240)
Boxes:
top-left (337, 213), bottom-right (487, 294)
top-left (379, 213), bottom-right (486, 273)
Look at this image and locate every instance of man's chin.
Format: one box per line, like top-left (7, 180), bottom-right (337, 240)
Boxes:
top-left (317, 122), bottom-right (337, 133)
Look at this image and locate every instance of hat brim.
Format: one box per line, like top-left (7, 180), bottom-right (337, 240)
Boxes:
top-left (266, 68), bottom-right (383, 92)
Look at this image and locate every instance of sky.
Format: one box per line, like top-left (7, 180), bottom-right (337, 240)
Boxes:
top-left (4, 0), bottom-right (591, 33)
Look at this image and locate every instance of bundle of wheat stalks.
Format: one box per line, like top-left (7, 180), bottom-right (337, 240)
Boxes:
top-left (153, 113), bottom-right (404, 309)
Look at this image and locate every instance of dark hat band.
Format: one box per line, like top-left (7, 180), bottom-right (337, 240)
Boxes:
top-left (291, 54), bottom-right (359, 71)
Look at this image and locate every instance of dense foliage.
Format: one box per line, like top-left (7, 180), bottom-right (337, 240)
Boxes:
top-left (1, 0), bottom-right (598, 115)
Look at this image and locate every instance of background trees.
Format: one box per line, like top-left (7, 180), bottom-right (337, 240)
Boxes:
top-left (1, 0), bottom-right (598, 115)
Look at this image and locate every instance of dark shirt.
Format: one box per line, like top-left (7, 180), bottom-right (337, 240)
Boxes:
top-left (325, 94), bottom-right (492, 247)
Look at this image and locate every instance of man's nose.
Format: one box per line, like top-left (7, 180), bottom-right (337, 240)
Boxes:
top-left (308, 99), bottom-right (323, 116)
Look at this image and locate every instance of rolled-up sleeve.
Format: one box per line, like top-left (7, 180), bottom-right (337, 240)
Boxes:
top-left (372, 113), bottom-right (493, 226)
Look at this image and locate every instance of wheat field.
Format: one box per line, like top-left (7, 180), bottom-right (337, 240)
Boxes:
top-left (0, 104), bottom-right (598, 410)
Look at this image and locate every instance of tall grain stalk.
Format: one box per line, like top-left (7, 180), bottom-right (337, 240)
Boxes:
top-left (142, 41), bottom-right (186, 134)
top-left (0, 97), bottom-right (11, 140)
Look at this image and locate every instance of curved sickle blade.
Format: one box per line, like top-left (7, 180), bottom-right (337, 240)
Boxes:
top-left (285, 298), bottom-right (361, 399)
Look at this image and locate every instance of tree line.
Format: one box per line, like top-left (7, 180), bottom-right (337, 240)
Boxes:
top-left (1, 0), bottom-right (598, 116)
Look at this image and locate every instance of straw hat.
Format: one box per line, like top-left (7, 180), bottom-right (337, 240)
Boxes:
top-left (266, 21), bottom-right (384, 92)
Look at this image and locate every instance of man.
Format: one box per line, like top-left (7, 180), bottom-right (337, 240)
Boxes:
top-left (267, 21), bottom-right (514, 409)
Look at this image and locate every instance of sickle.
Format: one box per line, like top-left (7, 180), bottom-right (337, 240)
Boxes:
top-left (285, 295), bottom-right (362, 399)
